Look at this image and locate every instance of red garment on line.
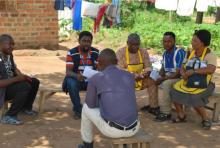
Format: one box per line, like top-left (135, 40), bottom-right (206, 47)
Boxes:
top-left (94, 5), bottom-right (108, 33)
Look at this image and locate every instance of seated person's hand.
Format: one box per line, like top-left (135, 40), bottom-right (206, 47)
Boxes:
top-left (142, 71), bottom-right (151, 78)
top-left (77, 73), bottom-right (84, 81)
top-left (155, 77), bottom-right (165, 85)
top-left (131, 73), bottom-right (142, 81)
top-left (25, 75), bottom-right (33, 82)
top-left (15, 75), bottom-right (28, 82)
top-left (185, 69), bottom-right (194, 77)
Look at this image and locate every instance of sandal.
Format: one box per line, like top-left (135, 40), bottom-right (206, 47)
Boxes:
top-left (154, 113), bottom-right (172, 122)
top-left (202, 120), bottom-right (212, 130)
top-left (171, 115), bottom-right (187, 123)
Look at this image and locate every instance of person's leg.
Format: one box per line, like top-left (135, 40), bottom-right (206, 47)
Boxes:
top-left (172, 101), bottom-right (187, 123)
top-left (22, 78), bottom-right (40, 111)
top-left (81, 104), bottom-right (140, 144)
top-left (194, 106), bottom-right (208, 120)
top-left (66, 77), bottom-right (82, 114)
top-left (155, 79), bottom-right (179, 121)
top-left (5, 81), bottom-right (31, 116)
top-left (2, 81), bottom-right (31, 125)
top-left (194, 106), bottom-right (211, 129)
top-left (142, 77), bottom-right (159, 115)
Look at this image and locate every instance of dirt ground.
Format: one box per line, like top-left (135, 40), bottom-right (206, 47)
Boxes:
top-left (0, 42), bottom-right (220, 148)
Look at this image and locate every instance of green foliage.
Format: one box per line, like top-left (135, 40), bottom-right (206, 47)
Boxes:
top-left (59, 1), bottom-right (220, 56)
top-left (59, 18), bottom-right (73, 41)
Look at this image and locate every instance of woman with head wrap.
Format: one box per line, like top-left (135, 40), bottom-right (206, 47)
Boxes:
top-left (170, 29), bottom-right (217, 130)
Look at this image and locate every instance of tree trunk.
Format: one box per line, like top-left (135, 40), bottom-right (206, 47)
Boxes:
top-left (196, 12), bottom-right (203, 24)
top-left (215, 7), bottom-right (220, 23)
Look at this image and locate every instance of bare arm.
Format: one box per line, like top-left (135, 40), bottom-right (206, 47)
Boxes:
top-left (0, 75), bottom-right (27, 88)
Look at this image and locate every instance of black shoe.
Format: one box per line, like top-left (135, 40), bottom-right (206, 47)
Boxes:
top-left (202, 119), bottom-right (212, 130)
top-left (77, 144), bottom-right (84, 148)
top-left (140, 105), bottom-right (150, 112)
top-left (73, 112), bottom-right (81, 120)
top-left (148, 107), bottom-right (160, 116)
top-left (154, 113), bottom-right (171, 122)
top-left (77, 142), bottom-right (93, 148)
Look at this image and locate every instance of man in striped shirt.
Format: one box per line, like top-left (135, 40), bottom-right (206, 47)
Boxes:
top-left (65, 31), bottom-right (99, 119)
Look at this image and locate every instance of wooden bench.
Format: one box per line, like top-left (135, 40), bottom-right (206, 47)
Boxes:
top-left (103, 129), bottom-right (153, 148)
top-left (38, 87), bottom-right (63, 113)
top-left (205, 91), bottom-right (220, 123)
top-left (185, 91), bottom-right (220, 124)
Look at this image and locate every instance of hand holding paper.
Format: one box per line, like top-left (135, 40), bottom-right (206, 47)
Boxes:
top-left (83, 66), bottom-right (99, 79)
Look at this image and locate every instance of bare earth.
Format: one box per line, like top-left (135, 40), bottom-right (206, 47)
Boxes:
top-left (0, 42), bottom-right (220, 148)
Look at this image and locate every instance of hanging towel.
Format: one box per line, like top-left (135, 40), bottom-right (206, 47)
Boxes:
top-left (73, 0), bottom-right (82, 31)
top-left (196, 0), bottom-right (209, 12)
top-left (65, 0), bottom-right (72, 8)
top-left (94, 5), bottom-right (108, 33)
top-left (177, 0), bottom-right (196, 16)
top-left (54, 0), bottom-right (65, 10)
top-left (155, 0), bottom-right (178, 11)
top-left (81, 1), bottom-right (101, 18)
top-left (112, 0), bottom-right (121, 24)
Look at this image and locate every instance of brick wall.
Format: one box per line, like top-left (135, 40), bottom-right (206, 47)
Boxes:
top-left (0, 0), bottom-right (59, 49)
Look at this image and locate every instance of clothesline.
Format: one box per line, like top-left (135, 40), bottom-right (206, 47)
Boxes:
top-left (155, 0), bottom-right (220, 16)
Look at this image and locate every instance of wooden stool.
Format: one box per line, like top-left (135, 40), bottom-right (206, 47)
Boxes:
top-left (38, 87), bottom-right (63, 113)
top-left (0, 101), bottom-right (9, 119)
top-left (104, 129), bottom-right (153, 148)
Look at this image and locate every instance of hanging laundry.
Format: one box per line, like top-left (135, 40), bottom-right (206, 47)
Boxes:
top-left (209, 0), bottom-right (220, 7)
top-left (103, 15), bottom-right (113, 28)
top-left (94, 5), bottom-right (108, 33)
top-left (112, 0), bottom-right (121, 24)
top-left (196, 0), bottom-right (209, 12)
top-left (58, 7), bottom-right (72, 20)
top-left (81, 1), bottom-right (101, 18)
top-left (54, 0), bottom-right (65, 10)
top-left (177, 0), bottom-right (196, 16)
top-left (215, 0), bottom-right (220, 6)
top-left (105, 4), bottom-right (118, 18)
top-left (155, 0), bottom-right (178, 11)
top-left (147, 0), bottom-right (155, 3)
top-left (73, 0), bottom-right (82, 31)
top-left (65, 0), bottom-right (72, 8)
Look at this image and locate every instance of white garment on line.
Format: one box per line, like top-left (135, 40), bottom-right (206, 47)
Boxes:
top-left (209, 0), bottom-right (220, 7)
top-left (196, 0), bottom-right (209, 12)
top-left (58, 7), bottom-right (72, 20)
top-left (155, 0), bottom-right (178, 11)
top-left (177, 0), bottom-right (196, 16)
top-left (81, 1), bottom-right (101, 18)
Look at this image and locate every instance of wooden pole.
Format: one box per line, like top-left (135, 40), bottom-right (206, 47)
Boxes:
top-left (169, 11), bottom-right (173, 22)
top-left (196, 12), bottom-right (203, 24)
top-left (215, 7), bottom-right (220, 23)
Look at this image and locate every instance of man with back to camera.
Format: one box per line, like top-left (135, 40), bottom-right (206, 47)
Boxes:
top-left (78, 48), bottom-right (140, 148)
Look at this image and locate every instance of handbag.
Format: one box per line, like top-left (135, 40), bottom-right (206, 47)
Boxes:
top-left (185, 58), bottom-right (208, 88)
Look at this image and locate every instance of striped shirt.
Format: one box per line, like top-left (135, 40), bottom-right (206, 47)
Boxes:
top-left (66, 46), bottom-right (99, 73)
top-left (162, 47), bottom-right (186, 73)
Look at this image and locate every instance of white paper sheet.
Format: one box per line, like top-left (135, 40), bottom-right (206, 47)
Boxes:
top-left (150, 70), bottom-right (161, 81)
top-left (83, 66), bottom-right (99, 79)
